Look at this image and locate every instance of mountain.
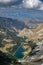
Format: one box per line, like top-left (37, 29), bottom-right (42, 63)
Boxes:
top-left (0, 17), bottom-right (27, 30)
top-left (18, 24), bottom-right (43, 41)
top-left (0, 17), bottom-right (41, 30)
top-left (0, 17), bottom-right (43, 65)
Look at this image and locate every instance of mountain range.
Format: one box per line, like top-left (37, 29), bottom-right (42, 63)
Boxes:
top-left (0, 17), bottom-right (42, 30)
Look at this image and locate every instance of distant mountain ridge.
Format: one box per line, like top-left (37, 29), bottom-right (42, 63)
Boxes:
top-left (0, 17), bottom-right (42, 30)
top-left (0, 17), bottom-right (27, 30)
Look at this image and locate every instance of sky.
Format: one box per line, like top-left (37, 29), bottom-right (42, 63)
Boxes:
top-left (0, 0), bottom-right (43, 10)
top-left (0, 0), bottom-right (43, 21)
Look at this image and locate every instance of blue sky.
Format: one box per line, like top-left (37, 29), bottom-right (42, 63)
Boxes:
top-left (41, 0), bottom-right (43, 2)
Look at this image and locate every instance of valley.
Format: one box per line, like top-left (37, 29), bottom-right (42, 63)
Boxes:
top-left (0, 17), bottom-right (43, 65)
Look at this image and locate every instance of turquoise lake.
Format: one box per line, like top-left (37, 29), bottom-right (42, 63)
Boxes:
top-left (14, 45), bottom-right (25, 59)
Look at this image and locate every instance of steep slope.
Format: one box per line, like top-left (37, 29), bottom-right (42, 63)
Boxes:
top-left (18, 24), bottom-right (43, 41)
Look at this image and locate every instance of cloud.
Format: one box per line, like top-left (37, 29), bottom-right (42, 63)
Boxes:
top-left (22, 0), bottom-right (43, 10)
top-left (0, 0), bottom-right (22, 7)
top-left (0, 0), bottom-right (22, 3)
top-left (0, 0), bottom-right (13, 3)
top-left (39, 3), bottom-right (43, 10)
top-left (0, 0), bottom-right (43, 10)
top-left (0, 0), bottom-right (14, 7)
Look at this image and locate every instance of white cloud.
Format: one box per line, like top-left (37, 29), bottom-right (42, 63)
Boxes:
top-left (0, 0), bottom-right (14, 3)
top-left (39, 4), bottom-right (43, 10)
top-left (22, 0), bottom-right (43, 10)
